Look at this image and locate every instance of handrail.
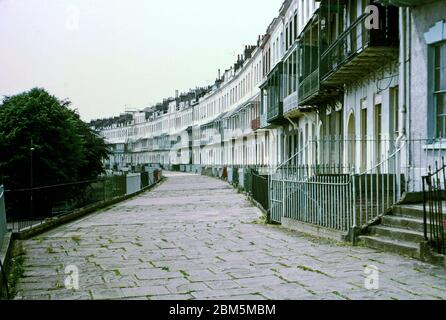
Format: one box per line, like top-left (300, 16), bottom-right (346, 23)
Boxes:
top-left (5, 179), bottom-right (100, 193)
top-left (275, 141), bottom-right (310, 171)
top-left (356, 139), bottom-right (406, 176)
top-left (269, 137), bottom-right (409, 230)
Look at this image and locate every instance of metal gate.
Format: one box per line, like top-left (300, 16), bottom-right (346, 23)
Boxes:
top-left (269, 165), bottom-right (355, 231)
top-left (269, 175), bottom-right (284, 223)
top-left (422, 158), bottom-right (446, 255)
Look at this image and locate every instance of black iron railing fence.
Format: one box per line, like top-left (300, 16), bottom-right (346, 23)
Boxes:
top-left (251, 170), bottom-right (269, 212)
top-left (4, 170), bottom-right (161, 232)
top-left (0, 186), bottom-right (6, 248)
top-left (0, 185), bottom-right (8, 299)
top-left (422, 158), bottom-right (446, 255)
top-left (0, 254), bottom-right (8, 300)
top-left (5, 176), bottom-right (126, 231)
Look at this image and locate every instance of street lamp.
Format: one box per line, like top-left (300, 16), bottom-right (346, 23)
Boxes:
top-left (30, 139), bottom-right (35, 219)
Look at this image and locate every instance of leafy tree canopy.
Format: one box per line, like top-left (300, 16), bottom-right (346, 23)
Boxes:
top-left (0, 88), bottom-right (110, 190)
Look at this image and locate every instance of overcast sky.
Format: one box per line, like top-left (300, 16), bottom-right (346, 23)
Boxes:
top-left (0, 0), bottom-right (283, 121)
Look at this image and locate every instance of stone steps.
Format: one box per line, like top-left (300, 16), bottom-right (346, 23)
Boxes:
top-left (359, 204), bottom-right (426, 260)
top-left (359, 235), bottom-right (420, 259)
top-left (368, 225), bottom-right (425, 243)
top-left (359, 202), bottom-right (446, 265)
top-left (381, 215), bottom-right (440, 233)
top-left (381, 215), bottom-right (425, 233)
top-left (392, 205), bottom-right (425, 219)
top-left (392, 204), bottom-right (446, 220)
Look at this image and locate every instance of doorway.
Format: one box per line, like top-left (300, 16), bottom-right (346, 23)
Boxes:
top-left (347, 112), bottom-right (356, 170)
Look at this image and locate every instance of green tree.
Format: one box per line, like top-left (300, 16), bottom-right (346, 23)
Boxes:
top-left (0, 88), bottom-right (110, 216)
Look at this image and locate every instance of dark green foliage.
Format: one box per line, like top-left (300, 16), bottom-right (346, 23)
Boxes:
top-left (0, 88), bottom-right (110, 216)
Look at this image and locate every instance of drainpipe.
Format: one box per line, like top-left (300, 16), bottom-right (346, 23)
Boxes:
top-left (396, 7), bottom-right (407, 148)
top-left (407, 7), bottom-right (412, 148)
top-left (394, 7), bottom-right (407, 199)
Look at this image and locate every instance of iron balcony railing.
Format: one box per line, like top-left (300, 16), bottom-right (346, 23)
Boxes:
top-left (298, 68), bottom-right (319, 105)
top-left (266, 98), bottom-right (283, 123)
top-left (283, 90), bottom-right (298, 115)
top-left (422, 158), bottom-right (446, 255)
top-left (201, 132), bottom-right (223, 146)
top-left (200, 136), bottom-right (210, 146)
top-left (320, 6), bottom-right (399, 85)
top-left (264, 62), bottom-right (284, 124)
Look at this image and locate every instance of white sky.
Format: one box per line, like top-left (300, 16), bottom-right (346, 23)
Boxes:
top-left (0, 0), bottom-right (283, 121)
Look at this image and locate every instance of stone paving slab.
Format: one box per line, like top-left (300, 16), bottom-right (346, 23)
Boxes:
top-left (13, 172), bottom-right (446, 300)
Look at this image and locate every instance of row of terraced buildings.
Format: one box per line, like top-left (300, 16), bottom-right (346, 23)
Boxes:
top-left (91, 0), bottom-right (446, 262)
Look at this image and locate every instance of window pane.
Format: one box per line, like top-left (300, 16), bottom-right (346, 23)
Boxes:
top-left (435, 44), bottom-right (446, 91)
top-left (441, 44), bottom-right (446, 68)
top-left (436, 92), bottom-right (446, 114)
top-left (437, 115), bottom-right (445, 138)
top-left (436, 92), bottom-right (446, 137)
top-left (441, 67), bottom-right (446, 91)
top-left (435, 68), bottom-right (442, 91)
top-left (435, 45), bottom-right (441, 68)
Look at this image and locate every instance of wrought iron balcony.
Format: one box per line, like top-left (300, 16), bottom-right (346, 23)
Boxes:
top-left (283, 90), bottom-right (298, 115)
top-left (296, 12), bottom-right (333, 106)
top-left (320, 5), bottom-right (399, 87)
top-left (298, 68), bottom-right (320, 105)
top-left (200, 135), bottom-right (210, 146)
top-left (267, 101), bottom-right (283, 124)
top-left (201, 131), bottom-right (222, 146)
top-left (262, 62), bottom-right (285, 125)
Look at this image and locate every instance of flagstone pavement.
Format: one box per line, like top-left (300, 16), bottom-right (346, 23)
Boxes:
top-left (14, 172), bottom-right (446, 300)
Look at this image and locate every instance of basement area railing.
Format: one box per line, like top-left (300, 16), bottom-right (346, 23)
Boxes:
top-left (269, 138), bottom-right (406, 233)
